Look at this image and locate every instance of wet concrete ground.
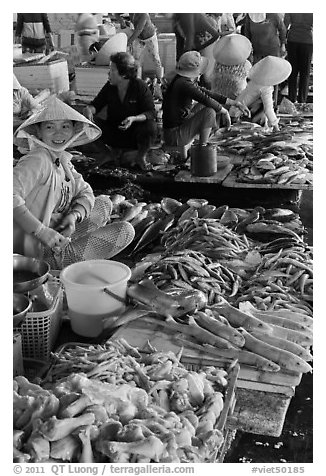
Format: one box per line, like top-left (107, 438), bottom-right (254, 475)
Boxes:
top-left (225, 372), bottom-right (313, 463)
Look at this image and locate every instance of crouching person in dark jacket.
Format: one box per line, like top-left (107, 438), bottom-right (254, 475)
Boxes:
top-left (83, 52), bottom-right (157, 171)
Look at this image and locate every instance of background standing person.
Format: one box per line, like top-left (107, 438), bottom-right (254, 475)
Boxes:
top-left (172, 13), bottom-right (221, 61)
top-left (75, 13), bottom-right (100, 61)
top-left (15, 13), bottom-right (54, 54)
top-left (284, 13), bottom-right (313, 104)
top-left (127, 13), bottom-right (163, 80)
top-left (242, 13), bottom-right (287, 63)
top-left (217, 13), bottom-right (236, 34)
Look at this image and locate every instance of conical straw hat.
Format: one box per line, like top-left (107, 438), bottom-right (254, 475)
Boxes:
top-left (13, 73), bottom-right (21, 89)
top-left (249, 14), bottom-right (266, 23)
top-left (248, 56), bottom-right (292, 86)
top-left (14, 96), bottom-right (102, 150)
top-left (213, 34), bottom-right (252, 65)
top-left (95, 32), bottom-right (128, 66)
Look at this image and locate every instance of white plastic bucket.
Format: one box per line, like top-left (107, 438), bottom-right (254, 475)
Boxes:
top-left (60, 260), bottom-right (131, 337)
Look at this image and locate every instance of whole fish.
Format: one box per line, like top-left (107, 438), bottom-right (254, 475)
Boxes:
top-left (259, 237), bottom-right (304, 254)
top-left (173, 203), bottom-right (190, 221)
top-left (246, 222), bottom-right (303, 241)
top-left (130, 209), bottom-right (149, 227)
top-left (127, 280), bottom-right (180, 318)
top-left (160, 197), bottom-right (183, 215)
top-left (219, 209), bottom-right (238, 229)
top-left (205, 204), bottom-right (229, 220)
top-left (120, 204), bottom-right (144, 222)
top-left (133, 214), bottom-right (156, 238)
top-left (130, 214), bottom-right (175, 255)
top-left (235, 207), bottom-right (264, 233)
top-left (197, 204), bottom-right (216, 218)
top-left (109, 305), bottom-right (156, 330)
top-left (263, 208), bottom-right (297, 223)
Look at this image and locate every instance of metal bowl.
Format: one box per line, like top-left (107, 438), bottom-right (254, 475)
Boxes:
top-left (13, 255), bottom-right (50, 293)
top-left (13, 293), bottom-right (32, 327)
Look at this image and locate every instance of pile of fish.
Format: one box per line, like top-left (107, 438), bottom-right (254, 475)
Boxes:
top-left (120, 288), bottom-right (313, 375)
top-left (126, 250), bottom-right (313, 372)
top-left (14, 340), bottom-right (233, 463)
top-left (294, 103), bottom-right (313, 114)
top-left (88, 194), bottom-right (312, 315)
top-left (161, 207), bottom-right (305, 248)
top-left (162, 217), bottom-right (251, 260)
top-left (123, 195), bottom-right (312, 313)
top-left (103, 270), bottom-right (313, 377)
top-left (106, 193), bottom-right (306, 258)
top-left (137, 250), bottom-right (242, 303)
top-left (237, 244), bottom-right (313, 309)
top-left (278, 117), bottom-right (313, 135)
top-left (234, 146), bottom-right (313, 186)
top-left (211, 124), bottom-right (313, 186)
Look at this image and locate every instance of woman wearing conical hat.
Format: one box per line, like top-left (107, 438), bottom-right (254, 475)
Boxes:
top-left (13, 96), bottom-right (134, 269)
top-left (210, 33), bottom-right (252, 99)
top-left (229, 56), bottom-right (292, 131)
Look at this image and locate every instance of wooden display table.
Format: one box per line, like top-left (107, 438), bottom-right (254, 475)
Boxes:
top-left (175, 164), bottom-right (233, 183)
top-left (222, 171), bottom-right (313, 191)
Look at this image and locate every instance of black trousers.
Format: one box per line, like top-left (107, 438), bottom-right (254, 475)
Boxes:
top-left (286, 41), bottom-right (313, 103)
top-left (98, 119), bottom-right (157, 152)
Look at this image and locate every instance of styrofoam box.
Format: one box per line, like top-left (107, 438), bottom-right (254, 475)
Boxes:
top-left (74, 64), bottom-right (108, 97)
top-left (142, 33), bottom-right (176, 76)
top-left (14, 59), bottom-right (69, 94)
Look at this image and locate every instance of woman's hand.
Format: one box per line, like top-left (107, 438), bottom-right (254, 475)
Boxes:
top-left (229, 100), bottom-right (251, 117)
top-left (280, 44), bottom-right (287, 58)
top-left (55, 213), bottom-right (78, 238)
top-left (118, 116), bottom-right (135, 131)
top-left (220, 107), bottom-right (232, 130)
top-left (35, 226), bottom-right (70, 249)
top-left (83, 105), bottom-right (95, 121)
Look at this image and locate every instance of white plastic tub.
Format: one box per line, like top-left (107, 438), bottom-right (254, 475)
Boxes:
top-left (60, 260), bottom-right (131, 337)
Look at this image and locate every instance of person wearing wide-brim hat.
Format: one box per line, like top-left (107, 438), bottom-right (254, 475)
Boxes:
top-left (13, 96), bottom-right (135, 269)
top-left (92, 32), bottom-right (128, 65)
top-left (229, 56), bottom-right (292, 130)
top-left (163, 50), bottom-right (250, 147)
top-left (210, 33), bottom-right (252, 99)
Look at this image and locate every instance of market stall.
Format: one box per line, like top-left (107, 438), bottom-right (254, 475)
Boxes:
top-left (12, 105), bottom-right (313, 460)
top-left (13, 182), bottom-right (313, 459)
